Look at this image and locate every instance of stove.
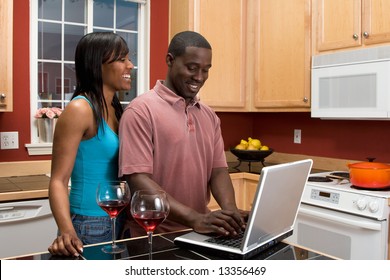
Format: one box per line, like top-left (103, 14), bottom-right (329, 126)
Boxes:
top-left (287, 170), bottom-right (390, 259)
top-left (303, 171), bottom-right (390, 220)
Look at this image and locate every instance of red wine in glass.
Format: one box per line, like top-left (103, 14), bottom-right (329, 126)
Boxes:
top-left (132, 210), bottom-right (167, 232)
top-left (96, 181), bottom-right (130, 254)
top-left (130, 190), bottom-right (170, 260)
top-left (98, 200), bottom-right (128, 218)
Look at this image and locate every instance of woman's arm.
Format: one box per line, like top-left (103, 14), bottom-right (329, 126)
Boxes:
top-left (48, 99), bottom-right (94, 256)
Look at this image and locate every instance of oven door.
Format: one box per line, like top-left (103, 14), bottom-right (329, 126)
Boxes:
top-left (287, 203), bottom-right (388, 260)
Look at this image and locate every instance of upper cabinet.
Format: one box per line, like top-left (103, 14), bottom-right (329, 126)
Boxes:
top-left (314, 0), bottom-right (390, 54)
top-left (251, 0), bottom-right (311, 111)
top-left (0, 0), bottom-right (13, 112)
top-left (169, 0), bottom-right (311, 112)
top-left (169, 0), bottom-right (249, 111)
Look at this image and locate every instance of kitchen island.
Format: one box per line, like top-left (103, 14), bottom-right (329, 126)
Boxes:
top-left (4, 229), bottom-right (335, 260)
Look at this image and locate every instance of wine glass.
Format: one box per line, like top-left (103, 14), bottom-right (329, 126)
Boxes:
top-left (96, 181), bottom-right (131, 254)
top-left (130, 190), bottom-right (170, 260)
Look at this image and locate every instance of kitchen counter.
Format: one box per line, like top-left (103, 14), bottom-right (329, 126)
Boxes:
top-left (0, 151), bottom-right (352, 202)
top-left (227, 161), bottom-right (327, 175)
top-left (2, 167), bottom-right (390, 207)
top-left (4, 229), bottom-right (336, 260)
top-left (0, 161), bottom-right (358, 204)
top-left (0, 161), bottom-right (290, 202)
top-left (0, 174), bottom-right (50, 202)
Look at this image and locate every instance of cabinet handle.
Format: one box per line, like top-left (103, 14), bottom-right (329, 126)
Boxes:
top-left (363, 32), bottom-right (369, 38)
top-left (0, 93), bottom-right (6, 100)
top-left (303, 97), bottom-right (308, 103)
top-left (352, 33), bottom-right (359, 40)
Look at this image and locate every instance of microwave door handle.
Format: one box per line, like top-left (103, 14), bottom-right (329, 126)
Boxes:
top-left (299, 207), bottom-right (382, 231)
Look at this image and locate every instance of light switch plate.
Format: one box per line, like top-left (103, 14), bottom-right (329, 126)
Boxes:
top-left (1, 131), bottom-right (19, 149)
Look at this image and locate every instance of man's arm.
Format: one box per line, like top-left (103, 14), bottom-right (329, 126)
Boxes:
top-left (126, 170), bottom-right (246, 236)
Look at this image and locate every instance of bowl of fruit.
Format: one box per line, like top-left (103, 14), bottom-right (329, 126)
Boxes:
top-left (230, 137), bottom-right (273, 162)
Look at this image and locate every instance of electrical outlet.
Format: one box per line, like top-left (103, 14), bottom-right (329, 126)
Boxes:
top-left (294, 129), bottom-right (301, 144)
top-left (1, 131), bottom-right (19, 149)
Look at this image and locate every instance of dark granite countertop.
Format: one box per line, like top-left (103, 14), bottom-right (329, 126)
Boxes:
top-left (6, 230), bottom-right (335, 260)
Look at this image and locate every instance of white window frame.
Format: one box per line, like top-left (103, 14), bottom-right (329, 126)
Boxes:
top-left (26, 0), bottom-right (150, 155)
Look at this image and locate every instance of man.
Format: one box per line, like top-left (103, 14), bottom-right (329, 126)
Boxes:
top-left (119, 31), bottom-right (247, 237)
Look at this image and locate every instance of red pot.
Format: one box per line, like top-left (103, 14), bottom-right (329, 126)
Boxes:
top-left (348, 161), bottom-right (390, 189)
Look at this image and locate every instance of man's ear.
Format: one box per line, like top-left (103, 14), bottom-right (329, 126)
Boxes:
top-left (166, 53), bottom-right (175, 67)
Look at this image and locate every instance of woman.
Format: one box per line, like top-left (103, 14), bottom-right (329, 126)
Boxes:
top-left (48, 32), bottom-right (133, 257)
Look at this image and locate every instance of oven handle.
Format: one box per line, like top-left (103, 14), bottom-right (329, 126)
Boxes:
top-left (299, 206), bottom-right (382, 231)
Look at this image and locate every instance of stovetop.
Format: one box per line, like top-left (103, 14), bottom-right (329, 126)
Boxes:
top-left (307, 171), bottom-right (390, 198)
top-left (303, 171), bottom-right (390, 220)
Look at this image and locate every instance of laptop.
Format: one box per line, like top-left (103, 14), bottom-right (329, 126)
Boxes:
top-left (174, 159), bottom-right (313, 259)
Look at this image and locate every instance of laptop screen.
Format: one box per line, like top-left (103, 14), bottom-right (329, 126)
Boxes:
top-left (174, 159), bottom-right (313, 259)
top-left (243, 159), bottom-right (313, 250)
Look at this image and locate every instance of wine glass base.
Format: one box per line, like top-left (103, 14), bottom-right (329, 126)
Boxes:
top-left (101, 244), bottom-right (125, 254)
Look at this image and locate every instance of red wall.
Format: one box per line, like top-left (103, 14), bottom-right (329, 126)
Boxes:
top-left (1, 0), bottom-right (390, 164)
top-left (150, 0), bottom-right (169, 84)
top-left (218, 112), bottom-right (390, 163)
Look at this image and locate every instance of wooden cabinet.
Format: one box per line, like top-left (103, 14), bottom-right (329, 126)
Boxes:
top-left (207, 194), bottom-right (220, 211)
top-left (169, 0), bottom-right (311, 112)
top-left (250, 0), bottom-right (311, 111)
top-left (0, 0), bottom-right (13, 112)
top-left (314, 0), bottom-right (390, 53)
top-left (169, 0), bottom-right (249, 112)
top-left (207, 176), bottom-right (244, 211)
top-left (241, 179), bottom-right (258, 211)
top-left (208, 173), bottom-right (259, 211)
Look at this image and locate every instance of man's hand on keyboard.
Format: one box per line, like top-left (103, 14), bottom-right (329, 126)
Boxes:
top-left (192, 209), bottom-right (247, 237)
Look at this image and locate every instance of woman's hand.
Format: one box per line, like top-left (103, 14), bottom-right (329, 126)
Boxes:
top-left (48, 233), bottom-right (83, 257)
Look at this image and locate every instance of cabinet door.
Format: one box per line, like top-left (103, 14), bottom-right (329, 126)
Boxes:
top-left (0, 0), bottom-right (13, 112)
top-left (252, 0), bottom-right (311, 110)
top-left (169, 0), bottom-right (249, 111)
top-left (243, 179), bottom-right (258, 211)
top-left (208, 177), bottom-right (244, 211)
top-left (207, 193), bottom-right (220, 211)
top-left (362, 0), bottom-right (390, 46)
top-left (231, 177), bottom-right (245, 210)
top-left (314, 0), bottom-right (361, 52)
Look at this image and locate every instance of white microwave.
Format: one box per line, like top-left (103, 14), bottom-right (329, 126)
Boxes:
top-left (311, 46), bottom-right (390, 119)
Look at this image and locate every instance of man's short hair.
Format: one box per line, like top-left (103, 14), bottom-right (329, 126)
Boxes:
top-left (168, 31), bottom-right (212, 57)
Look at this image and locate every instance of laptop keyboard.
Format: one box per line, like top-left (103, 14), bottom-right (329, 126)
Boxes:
top-left (205, 231), bottom-right (244, 248)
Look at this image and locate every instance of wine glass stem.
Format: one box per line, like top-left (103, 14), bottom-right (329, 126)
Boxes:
top-left (111, 217), bottom-right (117, 248)
top-left (147, 231), bottom-right (153, 260)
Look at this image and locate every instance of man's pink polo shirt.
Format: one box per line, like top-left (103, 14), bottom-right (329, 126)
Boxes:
top-left (119, 80), bottom-right (228, 234)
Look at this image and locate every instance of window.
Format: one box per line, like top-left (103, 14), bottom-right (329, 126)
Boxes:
top-left (27, 0), bottom-right (150, 155)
